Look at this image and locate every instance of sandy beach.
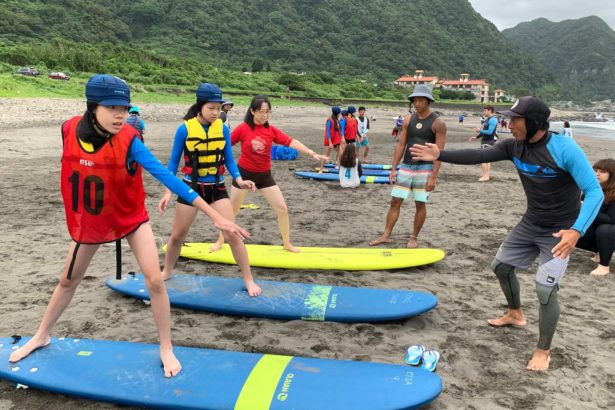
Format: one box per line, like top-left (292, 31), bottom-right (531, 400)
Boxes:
top-left (0, 99), bottom-right (614, 409)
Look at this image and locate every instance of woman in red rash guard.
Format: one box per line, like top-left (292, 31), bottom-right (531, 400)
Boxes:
top-left (210, 94), bottom-right (328, 253)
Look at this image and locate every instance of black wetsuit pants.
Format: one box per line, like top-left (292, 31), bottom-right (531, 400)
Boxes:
top-left (576, 223), bottom-right (615, 266)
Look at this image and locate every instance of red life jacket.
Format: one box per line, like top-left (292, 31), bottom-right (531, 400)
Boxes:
top-left (344, 116), bottom-right (358, 142)
top-left (324, 117), bottom-right (342, 146)
top-left (60, 116), bottom-right (149, 244)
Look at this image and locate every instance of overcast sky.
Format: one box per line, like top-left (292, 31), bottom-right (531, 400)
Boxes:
top-left (468, 0), bottom-right (615, 30)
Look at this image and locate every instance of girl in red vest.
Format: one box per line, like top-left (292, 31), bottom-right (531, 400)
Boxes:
top-left (8, 75), bottom-right (249, 378)
top-left (318, 106), bottom-right (343, 172)
top-left (158, 83), bottom-right (261, 296)
top-left (210, 94), bottom-right (328, 253)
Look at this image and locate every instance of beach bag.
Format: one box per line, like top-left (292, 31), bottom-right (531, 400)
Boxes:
top-left (271, 146), bottom-right (298, 160)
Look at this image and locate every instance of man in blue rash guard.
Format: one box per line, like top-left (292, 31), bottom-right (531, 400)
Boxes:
top-left (469, 105), bottom-right (499, 181)
top-left (410, 96), bottom-right (604, 371)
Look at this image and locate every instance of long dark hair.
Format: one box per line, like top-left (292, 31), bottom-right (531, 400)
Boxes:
top-left (183, 101), bottom-right (207, 120)
top-left (244, 94), bottom-right (271, 129)
top-left (594, 158), bottom-right (615, 204)
top-left (330, 113), bottom-right (339, 131)
top-left (339, 142), bottom-right (357, 168)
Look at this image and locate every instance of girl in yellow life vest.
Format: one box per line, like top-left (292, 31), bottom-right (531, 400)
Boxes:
top-left (159, 83), bottom-right (261, 297)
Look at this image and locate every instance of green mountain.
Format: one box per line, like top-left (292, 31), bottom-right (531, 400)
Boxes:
top-left (0, 0), bottom-right (552, 97)
top-left (503, 16), bottom-right (615, 101)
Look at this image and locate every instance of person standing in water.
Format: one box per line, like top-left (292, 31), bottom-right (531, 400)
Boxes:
top-left (158, 83), bottom-right (261, 296)
top-left (211, 94), bottom-right (328, 253)
top-left (411, 96), bottom-right (603, 371)
top-left (8, 75), bottom-right (249, 377)
top-left (369, 85), bottom-right (446, 248)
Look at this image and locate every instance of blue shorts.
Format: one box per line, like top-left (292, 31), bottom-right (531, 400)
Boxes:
top-left (356, 136), bottom-right (369, 147)
top-left (391, 163), bottom-right (433, 202)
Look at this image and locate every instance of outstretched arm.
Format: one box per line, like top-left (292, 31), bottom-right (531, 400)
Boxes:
top-left (411, 138), bottom-right (512, 164)
top-left (130, 138), bottom-right (250, 239)
top-left (289, 139), bottom-right (328, 162)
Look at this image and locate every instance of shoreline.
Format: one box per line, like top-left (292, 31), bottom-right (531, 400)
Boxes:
top-left (1, 97), bottom-right (613, 131)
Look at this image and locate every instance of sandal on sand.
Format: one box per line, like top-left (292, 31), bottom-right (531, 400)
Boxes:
top-left (240, 203), bottom-right (260, 210)
top-left (404, 344), bottom-right (425, 366)
top-left (421, 350), bottom-right (440, 372)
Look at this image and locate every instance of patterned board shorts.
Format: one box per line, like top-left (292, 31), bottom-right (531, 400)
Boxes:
top-left (391, 163), bottom-right (433, 202)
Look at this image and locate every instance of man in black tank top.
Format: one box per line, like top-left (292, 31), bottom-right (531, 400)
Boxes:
top-left (369, 85), bottom-right (447, 248)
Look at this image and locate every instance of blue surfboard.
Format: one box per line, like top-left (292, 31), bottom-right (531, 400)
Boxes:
top-left (106, 273), bottom-right (438, 322)
top-left (324, 163), bottom-right (400, 170)
top-left (315, 167), bottom-right (391, 177)
top-left (0, 336), bottom-right (442, 409)
top-left (295, 171), bottom-right (389, 184)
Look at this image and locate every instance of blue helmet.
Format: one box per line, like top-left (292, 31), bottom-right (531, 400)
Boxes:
top-left (332, 106), bottom-right (341, 115)
top-left (85, 74), bottom-right (131, 107)
top-left (128, 106), bottom-right (140, 115)
top-left (347, 105), bottom-right (357, 114)
top-left (196, 83), bottom-right (224, 103)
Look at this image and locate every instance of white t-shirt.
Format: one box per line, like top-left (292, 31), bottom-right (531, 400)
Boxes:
top-left (357, 116), bottom-right (369, 136)
top-left (562, 128), bottom-right (573, 139)
top-left (339, 159), bottom-right (361, 188)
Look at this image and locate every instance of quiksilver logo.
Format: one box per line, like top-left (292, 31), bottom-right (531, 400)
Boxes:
top-left (276, 373), bottom-right (295, 401)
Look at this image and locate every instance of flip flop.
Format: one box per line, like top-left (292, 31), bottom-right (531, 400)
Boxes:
top-left (240, 203), bottom-right (260, 210)
top-left (421, 350), bottom-right (440, 372)
top-left (404, 344), bottom-right (425, 366)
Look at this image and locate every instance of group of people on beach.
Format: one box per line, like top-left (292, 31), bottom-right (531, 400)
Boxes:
top-left (320, 105), bottom-right (371, 167)
top-left (371, 84), bottom-right (612, 371)
top-left (7, 75), bottom-right (614, 380)
top-left (8, 75), bottom-right (327, 377)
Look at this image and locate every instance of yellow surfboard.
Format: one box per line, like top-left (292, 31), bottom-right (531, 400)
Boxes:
top-left (171, 243), bottom-right (445, 270)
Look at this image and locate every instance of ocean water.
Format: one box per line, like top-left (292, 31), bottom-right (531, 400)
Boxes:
top-left (551, 121), bottom-right (615, 141)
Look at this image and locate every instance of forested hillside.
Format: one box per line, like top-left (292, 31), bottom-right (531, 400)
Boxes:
top-left (1, 0), bottom-right (553, 97)
top-left (503, 16), bottom-right (615, 101)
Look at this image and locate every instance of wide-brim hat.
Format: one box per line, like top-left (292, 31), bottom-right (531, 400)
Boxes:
top-left (408, 84), bottom-right (435, 102)
top-left (222, 100), bottom-right (234, 108)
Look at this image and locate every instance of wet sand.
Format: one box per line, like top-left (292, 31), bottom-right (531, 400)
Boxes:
top-left (0, 99), bottom-right (614, 409)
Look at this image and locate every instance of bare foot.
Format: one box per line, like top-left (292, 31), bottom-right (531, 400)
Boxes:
top-left (209, 241), bottom-right (224, 253)
top-left (526, 349), bottom-right (551, 371)
top-left (9, 335), bottom-right (51, 363)
top-left (487, 310), bottom-right (527, 327)
top-left (161, 270), bottom-right (173, 281)
top-left (590, 253), bottom-right (600, 263)
top-left (160, 348), bottom-right (182, 378)
top-left (478, 176), bottom-right (490, 182)
top-left (369, 235), bottom-right (391, 246)
top-left (245, 280), bottom-right (262, 297)
top-left (407, 235), bottom-right (418, 248)
top-left (590, 265), bottom-right (610, 276)
top-left (283, 243), bottom-right (300, 253)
